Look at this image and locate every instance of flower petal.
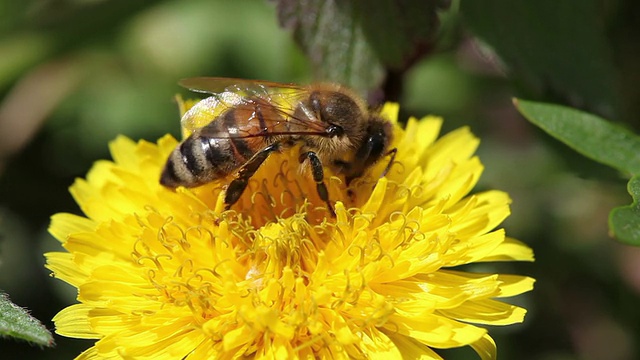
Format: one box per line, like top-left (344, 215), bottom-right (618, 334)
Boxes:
top-left (471, 334), bottom-right (497, 360)
top-left (53, 304), bottom-right (100, 339)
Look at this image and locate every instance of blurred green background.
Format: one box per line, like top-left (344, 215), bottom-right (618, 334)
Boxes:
top-left (1, 0), bottom-right (639, 359)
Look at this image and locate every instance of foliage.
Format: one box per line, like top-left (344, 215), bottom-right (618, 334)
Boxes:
top-left (274, 0), bottom-right (449, 98)
top-left (610, 175), bottom-right (640, 245)
top-left (0, 293), bottom-right (53, 347)
top-left (515, 99), bottom-right (640, 245)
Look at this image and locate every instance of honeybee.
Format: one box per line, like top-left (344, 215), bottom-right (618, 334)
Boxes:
top-left (160, 77), bottom-right (396, 215)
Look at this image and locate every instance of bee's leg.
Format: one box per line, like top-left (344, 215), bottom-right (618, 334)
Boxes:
top-left (299, 151), bottom-right (335, 216)
top-left (380, 148), bottom-right (398, 178)
top-left (224, 143), bottom-right (280, 210)
top-left (332, 159), bottom-right (359, 203)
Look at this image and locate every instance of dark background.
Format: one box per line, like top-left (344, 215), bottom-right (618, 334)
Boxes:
top-left (1, 1), bottom-right (639, 359)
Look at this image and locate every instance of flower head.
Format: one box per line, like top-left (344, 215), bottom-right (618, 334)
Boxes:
top-left (47, 103), bottom-right (534, 359)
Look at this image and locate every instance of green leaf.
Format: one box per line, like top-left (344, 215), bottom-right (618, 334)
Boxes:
top-left (461, 0), bottom-right (619, 118)
top-left (274, 0), bottom-right (448, 95)
top-left (610, 175), bottom-right (640, 246)
top-left (515, 98), bottom-right (640, 176)
top-left (0, 293), bottom-right (54, 347)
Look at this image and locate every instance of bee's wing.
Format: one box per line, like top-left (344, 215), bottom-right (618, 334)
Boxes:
top-left (179, 77), bottom-right (301, 95)
top-left (179, 91), bottom-right (245, 135)
top-left (180, 78), bottom-right (332, 139)
top-left (196, 95), bottom-right (333, 139)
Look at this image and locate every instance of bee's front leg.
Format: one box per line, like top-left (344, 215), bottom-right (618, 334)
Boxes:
top-left (299, 151), bottom-right (335, 217)
top-left (225, 142), bottom-right (280, 210)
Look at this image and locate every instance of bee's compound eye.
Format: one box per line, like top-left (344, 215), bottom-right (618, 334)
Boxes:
top-left (326, 125), bottom-right (344, 137)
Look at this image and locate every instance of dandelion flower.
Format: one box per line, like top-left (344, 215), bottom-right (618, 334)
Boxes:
top-left (46, 103), bottom-right (534, 359)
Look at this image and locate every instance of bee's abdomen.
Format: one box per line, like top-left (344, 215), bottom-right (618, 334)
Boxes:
top-left (160, 107), bottom-right (274, 189)
top-left (160, 134), bottom-right (246, 188)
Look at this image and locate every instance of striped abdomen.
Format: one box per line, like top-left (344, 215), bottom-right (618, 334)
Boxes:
top-left (160, 105), bottom-right (283, 188)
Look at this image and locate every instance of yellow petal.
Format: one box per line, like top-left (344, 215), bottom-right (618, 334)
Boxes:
top-left (495, 275), bottom-right (536, 297)
top-left (222, 325), bottom-right (254, 352)
top-left (438, 299), bottom-right (528, 325)
top-left (48, 213), bottom-right (97, 243)
top-left (470, 334), bottom-right (497, 360)
top-left (45, 252), bottom-right (89, 286)
top-left (480, 237), bottom-right (535, 262)
top-left (388, 333), bottom-right (444, 360)
top-left (387, 313), bottom-right (487, 348)
top-left (358, 329), bottom-right (403, 359)
top-left (53, 304), bottom-right (100, 339)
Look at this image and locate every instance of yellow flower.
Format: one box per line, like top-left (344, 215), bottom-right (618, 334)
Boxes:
top-left (46, 103), bottom-right (534, 359)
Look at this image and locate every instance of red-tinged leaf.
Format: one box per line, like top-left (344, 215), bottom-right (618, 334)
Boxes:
top-left (274, 0), bottom-right (449, 96)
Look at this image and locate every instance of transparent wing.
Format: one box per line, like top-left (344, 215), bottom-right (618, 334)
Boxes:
top-left (179, 77), bottom-right (303, 95)
top-left (180, 92), bottom-right (244, 134)
top-left (179, 78), bottom-right (331, 139)
top-left (180, 77), bottom-right (310, 110)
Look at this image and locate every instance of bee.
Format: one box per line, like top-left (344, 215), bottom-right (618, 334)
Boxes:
top-left (160, 77), bottom-right (396, 215)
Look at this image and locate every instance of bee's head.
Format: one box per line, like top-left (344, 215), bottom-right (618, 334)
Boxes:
top-left (344, 116), bottom-right (393, 181)
top-left (309, 87), bottom-right (368, 143)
